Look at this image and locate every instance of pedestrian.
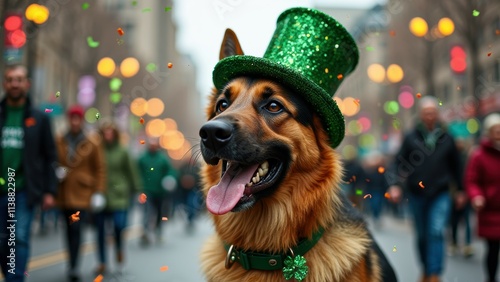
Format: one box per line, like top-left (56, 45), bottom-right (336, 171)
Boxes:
top-left (361, 150), bottom-right (389, 229)
top-left (465, 113), bottom-right (500, 282)
top-left (94, 121), bottom-right (141, 275)
top-left (138, 138), bottom-right (176, 245)
top-left (177, 158), bottom-right (202, 234)
top-left (387, 96), bottom-right (467, 282)
top-left (55, 105), bottom-right (106, 282)
top-left (0, 64), bottom-right (58, 282)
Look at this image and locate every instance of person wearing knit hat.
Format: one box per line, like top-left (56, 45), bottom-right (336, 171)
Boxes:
top-left (465, 112), bottom-right (500, 282)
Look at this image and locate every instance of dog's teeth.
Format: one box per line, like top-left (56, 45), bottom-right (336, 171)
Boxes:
top-left (247, 182), bottom-right (253, 187)
top-left (261, 161), bottom-right (269, 169)
top-left (252, 177), bottom-right (257, 183)
top-left (258, 168), bottom-right (264, 176)
top-left (255, 174), bottom-right (260, 182)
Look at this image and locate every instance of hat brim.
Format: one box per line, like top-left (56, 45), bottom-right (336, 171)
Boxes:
top-left (213, 55), bottom-right (345, 148)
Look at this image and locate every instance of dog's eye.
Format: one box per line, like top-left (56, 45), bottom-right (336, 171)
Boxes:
top-left (216, 100), bottom-right (229, 113)
top-left (265, 101), bottom-right (283, 113)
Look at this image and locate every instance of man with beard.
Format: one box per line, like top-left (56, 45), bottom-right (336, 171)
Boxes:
top-left (0, 64), bottom-right (57, 282)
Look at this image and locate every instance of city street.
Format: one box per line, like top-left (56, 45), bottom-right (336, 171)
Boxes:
top-left (1, 207), bottom-right (485, 282)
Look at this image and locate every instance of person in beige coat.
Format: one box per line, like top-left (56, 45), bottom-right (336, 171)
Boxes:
top-left (55, 105), bottom-right (106, 282)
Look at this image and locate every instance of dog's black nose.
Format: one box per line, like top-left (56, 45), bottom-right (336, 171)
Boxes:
top-left (199, 120), bottom-right (233, 152)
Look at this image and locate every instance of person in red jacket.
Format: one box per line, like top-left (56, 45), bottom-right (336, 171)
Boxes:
top-left (465, 112), bottom-right (500, 282)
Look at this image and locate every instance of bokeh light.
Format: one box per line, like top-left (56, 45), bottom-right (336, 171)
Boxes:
top-left (130, 97), bottom-right (148, 116)
top-left (409, 17), bottom-right (428, 37)
top-left (97, 57), bottom-right (116, 77)
top-left (164, 118), bottom-right (178, 131)
top-left (358, 117), bottom-right (372, 132)
top-left (77, 87), bottom-right (95, 107)
top-left (120, 57), bottom-right (140, 78)
top-left (160, 130), bottom-right (185, 150)
top-left (342, 97), bottom-right (360, 117)
top-left (109, 78), bottom-right (122, 92)
top-left (347, 120), bottom-right (363, 136)
top-left (358, 134), bottom-right (377, 149)
top-left (384, 101), bottom-right (400, 115)
top-left (146, 98), bottom-right (165, 117)
top-left (438, 17), bottom-right (455, 36)
top-left (167, 140), bottom-right (192, 161)
top-left (109, 92), bottom-right (122, 104)
top-left (466, 118), bottom-right (479, 134)
top-left (26, 4), bottom-right (50, 24)
top-left (84, 108), bottom-right (99, 124)
top-left (367, 64), bottom-right (385, 83)
top-left (146, 118), bottom-right (166, 137)
top-left (342, 144), bottom-right (358, 160)
top-left (386, 64), bottom-right (404, 83)
top-left (398, 91), bottom-right (415, 109)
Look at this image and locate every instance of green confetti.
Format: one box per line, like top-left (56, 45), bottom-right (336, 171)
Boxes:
top-left (82, 3), bottom-right (89, 10)
top-left (0, 178), bottom-right (5, 185)
top-left (472, 10), bottom-right (480, 16)
top-left (366, 46), bottom-right (374, 51)
top-left (165, 7), bottom-right (172, 12)
top-left (95, 112), bottom-right (100, 120)
top-left (392, 245), bottom-right (397, 252)
top-left (86, 36), bottom-right (99, 48)
top-left (283, 255), bottom-right (308, 281)
top-left (150, 167), bottom-right (154, 171)
top-left (146, 63), bottom-right (157, 72)
top-left (55, 91), bottom-right (60, 98)
top-left (355, 189), bottom-right (363, 196)
top-left (131, 1), bottom-right (137, 6)
top-left (142, 8), bottom-right (152, 12)
top-left (439, 100), bottom-right (443, 106)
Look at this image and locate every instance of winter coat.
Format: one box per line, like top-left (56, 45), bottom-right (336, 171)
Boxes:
top-left (465, 139), bottom-right (500, 239)
top-left (56, 132), bottom-right (106, 209)
top-left (103, 142), bottom-right (142, 210)
top-left (138, 150), bottom-right (176, 198)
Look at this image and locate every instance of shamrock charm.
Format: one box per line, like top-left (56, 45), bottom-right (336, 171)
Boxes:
top-left (283, 254), bottom-right (308, 281)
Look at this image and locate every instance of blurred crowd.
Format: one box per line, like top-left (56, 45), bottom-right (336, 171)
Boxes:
top-left (0, 65), bottom-right (205, 282)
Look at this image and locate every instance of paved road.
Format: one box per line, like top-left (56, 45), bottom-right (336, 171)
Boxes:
top-left (2, 207), bottom-right (485, 282)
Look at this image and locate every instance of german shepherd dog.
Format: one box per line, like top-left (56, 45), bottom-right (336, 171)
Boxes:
top-left (199, 29), bottom-right (397, 282)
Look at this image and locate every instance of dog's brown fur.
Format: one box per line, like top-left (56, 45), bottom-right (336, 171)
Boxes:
top-left (200, 29), bottom-right (384, 282)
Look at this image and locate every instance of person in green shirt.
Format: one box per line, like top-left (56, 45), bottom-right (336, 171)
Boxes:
top-left (137, 138), bottom-right (177, 245)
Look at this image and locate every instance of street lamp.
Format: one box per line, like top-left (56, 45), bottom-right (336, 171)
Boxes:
top-left (367, 63), bottom-right (404, 84)
top-left (25, 4), bottom-right (49, 25)
top-left (409, 16), bottom-right (454, 39)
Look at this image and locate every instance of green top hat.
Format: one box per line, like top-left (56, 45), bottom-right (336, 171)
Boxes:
top-left (213, 7), bottom-right (359, 148)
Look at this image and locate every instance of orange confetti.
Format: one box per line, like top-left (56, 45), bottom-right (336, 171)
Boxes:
top-left (384, 192), bottom-right (391, 199)
top-left (160, 266), bottom-right (169, 272)
top-left (363, 194), bottom-right (372, 199)
top-left (487, 52), bottom-right (492, 57)
top-left (353, 99), bottom-right (360, 106)
top-left (94, 274), bottom-right (103, 282)
top-left (140, 140), bottom-right (145, 144)
top-left (117, 28), bottom-right (124, 36)
top-left (139, 117), bottom-right (145, 124)
top-left (167, 62), bottom-right (173, 68)
top-left (419, 181), bottom-right (425, 188)
top-left (138, 193), bottom-right (147, 204)
top-left (416, 93), bottom-right (422, 98)
top-left (337, 74), bottom-right (343, 80)
top-left (70, 211), bottom-right (80, 223)
top-left (162, 217), bottom-right (168, 221)
top-left (389, 30), bottom-right (396, 37)
top-left (378, 166), bottom-right (385, 174)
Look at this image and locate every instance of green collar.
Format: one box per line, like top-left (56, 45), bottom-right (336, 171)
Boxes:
top-left (223, 227), bottom-right (325, 272)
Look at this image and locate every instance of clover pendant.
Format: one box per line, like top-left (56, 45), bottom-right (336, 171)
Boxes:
top-left (283, 254), bottom-right (308, 281)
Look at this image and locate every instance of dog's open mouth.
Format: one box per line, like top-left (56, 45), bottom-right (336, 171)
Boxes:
top-left (206, 159), bottom-right (284, 215)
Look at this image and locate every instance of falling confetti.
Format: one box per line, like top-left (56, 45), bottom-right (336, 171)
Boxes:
top-left (116, 38), bottom-right (124, 45)
top-left (378, 166), bottom-right (385, 174)
top-left (337, 74), bottom-right (343, 80)
top-left (160, 266), bottom-right (169, 272)
top-left (82, 3), bottom-right (89, 10)
top-left (55, 91), bottom-right (61, 98)
top-left (353, 99), bottom-right (360, 106)
top-left (94, 274), bottom-right (103, 282)
top-left (70, 211), bottom-right (80, 223)
top-left (87, 36), bottom-right (100, 48)
top-left (416, 93), bottom-right (422, 99)
top-left (0, 178), bottom-right (4, 185)
top-left (146, 63), bottom-right (157, 72)
top-left (167, 62), bottom-right (173, 68)
top-left (140, 140), bottom-right (145, 144)
top-left (117, 28), bottom-right (125, 36)
top-left (95, 113), bottom-right (100, 120)
top-left (44, 108), bottom-right (53, 113)
top-left (438, 100), bottom-right (443, 106)
top-left (355, 189), bottom-right (363, 196)
top-left (165, 7), bottom-right (172, 12)
top-left (472, 10), bottom-right (480, 17)
top-left (139, 117), bottom-right (145, 124)
top-left (138, 193), bottom-right (147, 204)
top-left (384, 192), bottom-right (391, 199)
top-left (142, 8), bottom-right (152, 12)
top-left (150, 167), bottom-right (154, 171)
top-left (487, 52), bottom-right (492, 57)
top-left (363, 194), bottom-right (372, 199)
top-left (392, 245), bottom-right (397, 252)
top-left (389, 30), bottom-right (396, 37)
top-left (24, 271), bottom-right (29, 277)
top-left (162, 217), bottom-right (168, 221)
top-left (419, 181), bottom-right (425, 188)
top-left (366, 46), bottom-right (374, 51)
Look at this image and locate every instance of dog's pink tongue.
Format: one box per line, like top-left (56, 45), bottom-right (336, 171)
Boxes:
top-left (206, 163), bottom-right (259, 215)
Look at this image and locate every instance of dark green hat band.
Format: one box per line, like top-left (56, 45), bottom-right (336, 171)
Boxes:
top-left (213, 7), bottom-right (359, 148)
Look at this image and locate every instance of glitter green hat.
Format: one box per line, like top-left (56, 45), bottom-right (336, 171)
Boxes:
top-left (213, 7), bottom-right (359, 148)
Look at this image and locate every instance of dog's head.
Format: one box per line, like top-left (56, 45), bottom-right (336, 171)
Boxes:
top-left (200, 29), bottom-right (333, 216)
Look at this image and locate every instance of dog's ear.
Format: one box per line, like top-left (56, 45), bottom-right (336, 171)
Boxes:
top-left (219, 28), bottom-right (244, 60)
